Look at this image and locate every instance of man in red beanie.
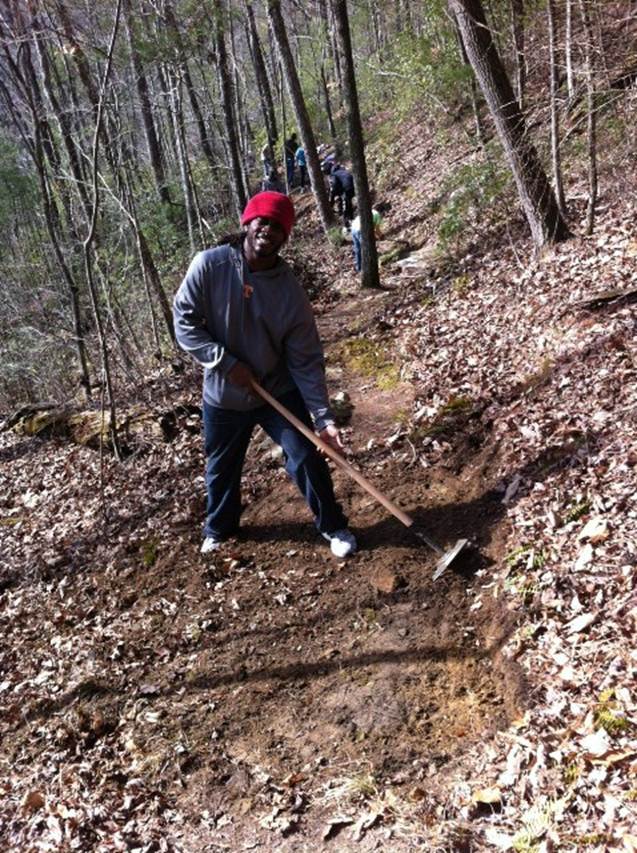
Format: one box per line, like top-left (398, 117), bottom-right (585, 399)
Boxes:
top-left (173, 192), bottom-right (356, 558)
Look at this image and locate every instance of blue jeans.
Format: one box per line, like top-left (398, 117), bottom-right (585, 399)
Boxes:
top-left (286, 156), bottom-right (295, 186)
top-left (351, 229), bottom-right (361, 271)
top-left (202, 388), bottom-right (347, 539)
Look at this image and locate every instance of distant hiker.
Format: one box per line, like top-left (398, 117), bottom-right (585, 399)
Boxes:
top-left (262, 167), bottom-right (286, 194)
top-left (173, 191), bottom-right (357, 559)
top-left (261, 141), bottom-right (274, 178)
top-left (284, 133), bottom-right (297, 186)
top-left (329, 164), bottom-right (355, 224)
top-left (295, 145), bottom-right (307, 190)
top-left (350, 208), bottom-right (383, 272)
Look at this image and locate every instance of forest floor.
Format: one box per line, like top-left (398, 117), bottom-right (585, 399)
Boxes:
top-left (2, 117), bottom-right (637, 851)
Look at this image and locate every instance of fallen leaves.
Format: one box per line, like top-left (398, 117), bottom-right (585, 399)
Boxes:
top-left (20, 790), bottom-right (45, 813)
top-left (565, 611), bottom-right (597, 634)
top-left (322, 814), bottom-right (353, 840)
top-left (1, 111), bottom-right (637, 853)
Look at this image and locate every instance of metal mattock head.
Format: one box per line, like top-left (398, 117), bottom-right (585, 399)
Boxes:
top-left (432, 539), bottom-right (469, 581)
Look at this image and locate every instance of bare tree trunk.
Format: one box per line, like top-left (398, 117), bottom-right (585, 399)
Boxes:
top-left (394, 0), bottom-right (403, 34)
top-left (213, 0), bottom-right (248, 218)
top-left (449, 0), bottom-right (570, 246)
top-left (163, 3), bottom-right (217, 172)
top-left (579, 0), bottom-right (597, 234)
top-left (122, 0), bottom-right (170, 203)
top-left (0, 17), bottom-right (93, 401)
top-left (81, 0), bottom-right (124, 460)
top-left (227, 5), bottom-right (250, 197)
top-left (278, 61), bottom-right (288, 190)
top-left (367, 0), bottom-right (381, 54)
top-left (97, 158), bottom-right (176, 344)
top-left (454, 20), bottom-right (485, 145)
top-left (54, 0), bottom-right (100, 107)
top-left (156, 62), bottom-right (180, 175)
top-left (245, 0), bottom-right (278, 145)
top-left (32, 18), bottom-right (93, 219)
top-left (328, 1), bottom-right (344, 93)
top-left (54, 0), bottom-right (118, 171)
top-left (547, 0), bottom-right (567, 214)
top-left (565, 0), bottom-right (575, 100)
top-left (267, 0), bottom-right (334, 235)
top-left (320, 59), bottom-right (337, 141)
top-left (96, 263), bottom-right (143, 376)
top-left (509, 0), bottom-right (526, 111)
top-left (166, 67), bottom-right (198, 253)
top-left (36, 140), bottom-right (93, 401)
top-left (401, 0), bottom-right (413, 33)
top-left (331, 0), bottom-right (380, 288)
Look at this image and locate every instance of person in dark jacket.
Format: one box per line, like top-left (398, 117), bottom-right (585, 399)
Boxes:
top-left (284, 133), bottom-right (297, 187)
top-left (328, 165), bottom-right (355, 224)
top-left (173, 191), bottom-right (357, 559)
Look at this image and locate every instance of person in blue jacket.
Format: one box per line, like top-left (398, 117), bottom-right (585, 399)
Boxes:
top-left (173, 191), bottom-right (357, 559)
top-left (295, 145), bottom-right (307, 190)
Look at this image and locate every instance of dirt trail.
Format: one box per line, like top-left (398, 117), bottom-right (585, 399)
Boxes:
top-left (0, 272), bottom-right (527, 852)
top-left (0, 223), bottom-right (527, 852)
top-left (157, 282), bottom-right (527, 849)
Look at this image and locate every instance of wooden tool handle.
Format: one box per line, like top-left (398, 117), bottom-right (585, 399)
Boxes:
top-left (251, 380), bottom-right (414, 529)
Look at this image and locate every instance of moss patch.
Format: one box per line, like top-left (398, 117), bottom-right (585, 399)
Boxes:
top-left (338, 337), bottom-right (401, 390)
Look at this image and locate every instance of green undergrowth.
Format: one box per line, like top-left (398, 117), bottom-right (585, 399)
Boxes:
top-left (594, 689), bottom-right (631, 736)
top-left (437, 154), bottom-right (510, 250)
top-left (337, 337), bottom-right (401, 390)
top-left (410, 394), bottom-right (479, 442)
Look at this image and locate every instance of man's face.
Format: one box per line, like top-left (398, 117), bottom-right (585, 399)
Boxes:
top-left (244, 216), bottom-right (287, 261)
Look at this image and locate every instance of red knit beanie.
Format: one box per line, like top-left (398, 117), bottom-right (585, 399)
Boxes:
top-left (241, 191), bottom-right (295, 238)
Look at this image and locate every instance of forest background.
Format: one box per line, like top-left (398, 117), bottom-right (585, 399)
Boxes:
top-left (1, 0), bottom-right (637, 850)
top-left (1, 0), bottom-right (633, 415)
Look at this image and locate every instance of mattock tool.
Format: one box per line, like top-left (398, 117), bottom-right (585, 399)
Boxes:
top-left (251, 380), bottom-right (470, 578)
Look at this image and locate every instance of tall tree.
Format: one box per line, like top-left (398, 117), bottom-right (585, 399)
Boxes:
top-left (0, 12), bottom-right (93, 401)
top-left (547, 0), bottom-right (567, 214)
top-left (449, 0), bottom-right (570, 246)
top-left (212, 0), bottom-right (247, 218)
top-left (565, 0), bottom-right (575, 100)
top-left (578, 0), bottom-right (598, 235)
top-left (81, 0), bottom-right (124, 459)
top-left (331, 0), bottom-right (380, 289)
top-left (454, 19), bottom-right (485, 145)
top-left (163, 2), bottom-right (218, 172)
top-left (245, 0), bottom-right (277, 145)
top-left (31, 15), bottom-right (92, 220)
top-left (509, 0), bottom-right (526, 111)
top-left (266, 0), bottom-right (334, 235)
top-left (122, 0), bottom-right (170, 203)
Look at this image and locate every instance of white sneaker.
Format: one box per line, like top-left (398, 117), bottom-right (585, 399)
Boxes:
top-left (201, 536), bottom-right (222, 555)
top-left (322, 528), bottom-right (357, 558)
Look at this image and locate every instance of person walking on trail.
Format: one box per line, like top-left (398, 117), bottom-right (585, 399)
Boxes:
top-left (350, 208), bottom-right (383, 272)
top-left (262, 167), bottom-right (286, 194)
top-left (328, 164), bottom-right (355, 224)
top-left (284, 133), bottom-right (297, 187)
top-left (295, 144), bottom-right (307, 190)
top-left (173, 191), bottom-right (357, 559)
top-left (261, 140), bottom-right (274, 178)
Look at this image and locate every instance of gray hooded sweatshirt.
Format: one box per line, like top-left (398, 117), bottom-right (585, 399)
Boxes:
top-left (173, 244), bottom-right (334, 430)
